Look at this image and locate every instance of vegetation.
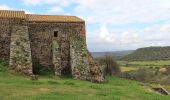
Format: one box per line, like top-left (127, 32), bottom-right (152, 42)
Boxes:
top-left (97, 55), bottom-right (120, 76)
top-left (121, 46), bottom-right (170, 61)
top-left (1, 62), bottom-right (170, 100)
top-left (32, 60), bottom-right (54, 76)
top-left (120, 66), bottom-right (170, 85)
top-left (127, 60), bottom-right (170, 66)
top-left (118, 60), bottom-right (170, 68)
top-left (91, 50), bottom-right (134, 59)
top-left (120, 66), bottom-right (138, 72)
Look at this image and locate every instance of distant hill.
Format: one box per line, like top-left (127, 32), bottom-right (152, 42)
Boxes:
top-left (121, 46), bottom-right (170, 61)
top-left (91, 50), bottom-right (134, 59)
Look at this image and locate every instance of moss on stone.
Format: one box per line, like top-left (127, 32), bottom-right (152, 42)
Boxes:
top-left (53, 41), bottom-right (59, 48)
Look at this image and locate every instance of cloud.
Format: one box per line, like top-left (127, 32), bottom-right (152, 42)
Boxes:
top-left (99, 26), bottom-right (118, 42)
top-left (73, 0), bottom-right (170, 25)
top-left (0, 4), bottom-right (12, 10)
top-left (88, 23), bottom-right (170, 51)
top-left (19, 0), bottom-right (170, 51)
top-left (0, 4), bottom-right (33, 14)
top-left (20, 0), bottom-right (170, 25)
top-left (48, 6), bottom-right (64, 14)
top-left (21, 0), bottom-right (71, 7)
top-left (25, 11), bottom-right (34, 14)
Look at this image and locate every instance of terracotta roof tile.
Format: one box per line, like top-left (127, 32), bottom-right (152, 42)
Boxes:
top-left (0, 10), bottom-right (26, 19)
top-left (26, 14), bottom-right (84, 22)
top-left (0, 10), bottom-right (84, 22)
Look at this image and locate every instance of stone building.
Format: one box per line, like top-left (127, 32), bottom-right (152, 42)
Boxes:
top-left (0, 10), bottom-right (104, 82)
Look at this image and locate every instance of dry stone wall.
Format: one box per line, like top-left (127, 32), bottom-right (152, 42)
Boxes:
top-left (9, 26), bottom-right (32, 75)
top-left (27, 23), bottom-right (83, 70)
top-left (70, 31), bottom-right (104, 82)
top-left (0, 18), bottom-right (25, 61)
top-left (0, 18), bottom-right (104, 82)
top-left (70, 32), bottom-right (90, 80)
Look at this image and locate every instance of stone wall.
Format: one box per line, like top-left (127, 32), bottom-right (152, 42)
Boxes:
top-left (70, 31), bottom-right (104, 82)
top-left (27, 22), bottom-right (84, 69)
top-left (0, 18), bottom-right (104, 82)
top-left (53, 28), bottom-right (71, 76)
top-left (70, 32), bottom-right (90, 80)
top-left (0, 18), bottom-right (25, 61)
top-left (28, 24), bottom-right (53, 68)
top-left (9, 26), bottom-right (32, 75)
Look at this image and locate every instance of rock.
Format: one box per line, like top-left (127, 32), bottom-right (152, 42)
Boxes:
top-left (159, 68), bottom-right (167, 73)
top-left (30, 75), bottom-right (39, 80)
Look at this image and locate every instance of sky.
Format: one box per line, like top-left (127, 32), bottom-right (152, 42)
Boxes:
top-left (0, 0), bottom-right (170, 52)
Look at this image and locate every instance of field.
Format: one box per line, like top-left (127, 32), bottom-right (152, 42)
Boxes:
top-left (128, 60), bottom-right (170, 66)
top-left (1, 62), bottom-right (170, 100)
top-left (118, 60), bottom-right (170, 73)
top-left (119, 60), bottom-right (170, 67)
top-left (120, 67), bottom-right (138, 72)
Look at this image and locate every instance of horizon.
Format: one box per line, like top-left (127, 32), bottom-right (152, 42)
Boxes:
top-left (1, 0), bottom-right (170, 52)
top-left (90, 45), bottom-right (170, 52)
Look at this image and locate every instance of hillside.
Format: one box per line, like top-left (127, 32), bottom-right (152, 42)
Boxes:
top-left (1, 61), bottom-right (170, 100)
top-left (91, 50), bottom-right (134, 59)
top-left (121, 46), bottom-right (170, 61)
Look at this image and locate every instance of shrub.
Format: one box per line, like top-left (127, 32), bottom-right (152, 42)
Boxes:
top-left (32, 59), bottom-right (54, 76)
top-left (98, 55), bottom-right (120, 76)
top-left (120, 67), bottom-right (170, 85)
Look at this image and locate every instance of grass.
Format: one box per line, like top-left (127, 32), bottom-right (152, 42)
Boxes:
top-left (120, 66), bottom-right (138, 72)
top-left (129, 60), bottom-right (170, 66)
top-left (1, 62), bottom-right (170, 100)
top-left (118, 60), bottom-right (170, 69)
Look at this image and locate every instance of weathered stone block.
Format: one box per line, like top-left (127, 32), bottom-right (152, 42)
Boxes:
top-left (9, 26), bottom-right (33, 75)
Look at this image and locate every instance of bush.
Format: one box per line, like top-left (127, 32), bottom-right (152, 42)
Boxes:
top-left (32, 59), bottom-right (54, 76)
top-left (120, 67), bottom-right (170, 85)
top-left (98, 55), bottom-right (120, 76)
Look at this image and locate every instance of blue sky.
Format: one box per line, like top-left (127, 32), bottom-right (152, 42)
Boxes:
top-left (0, 0), bottom-right (170, 52)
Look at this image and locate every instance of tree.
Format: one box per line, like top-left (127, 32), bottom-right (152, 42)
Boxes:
top-left (98, 55), bottom-right (120, 76)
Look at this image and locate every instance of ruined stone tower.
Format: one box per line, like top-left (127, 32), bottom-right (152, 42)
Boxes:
top-left (0, 10), bottom-right (104, 82)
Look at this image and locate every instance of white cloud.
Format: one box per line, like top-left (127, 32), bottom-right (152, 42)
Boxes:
top-left (99, 26), bottom-right (117, 42)
top-left (0, 4), bottom-right (12, 10)
top-left (19, 0), bottom-right (170, 51)
top-left (0, 4), bottom-right (33, 14)
top-left (73, 0), bottom-right (170, 25)
top-left (160, 24), bottom-right (170, 32)
top-left (20, 0), bottom-right (170, 25)
top-left (21, 0), bottom-right (71, 7)
top-left (48, 6), bottom-right (64, 14)
top-left (88, 23), bottom-right (170, 51)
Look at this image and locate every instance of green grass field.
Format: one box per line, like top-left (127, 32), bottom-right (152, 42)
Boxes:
top-left (118, 60), bottom-right (170, 68)
top-left (128, 60), bottom-right (170, 66)
top-left (120, 66), bottom-right (138, 72)
top-left (1, 62), bottom-right (170, 100)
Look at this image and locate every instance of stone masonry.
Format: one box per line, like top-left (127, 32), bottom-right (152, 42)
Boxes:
top-left (9, 26), bottom-right (32, 75)
top-left (0, 10), bottom-right (104, 82)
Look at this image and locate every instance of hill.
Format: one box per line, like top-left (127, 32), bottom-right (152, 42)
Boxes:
top-left (91, 50), bottom-right (134, 59)
top-left (121, 46), bottom-right (170, 61)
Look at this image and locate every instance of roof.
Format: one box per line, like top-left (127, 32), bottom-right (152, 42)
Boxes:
top-left (27, 14), bottom-right (84, 22)
top-left (0, 10), bottom-right (84, 22)
top-left (0, 10), bottom-right (26, 19)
